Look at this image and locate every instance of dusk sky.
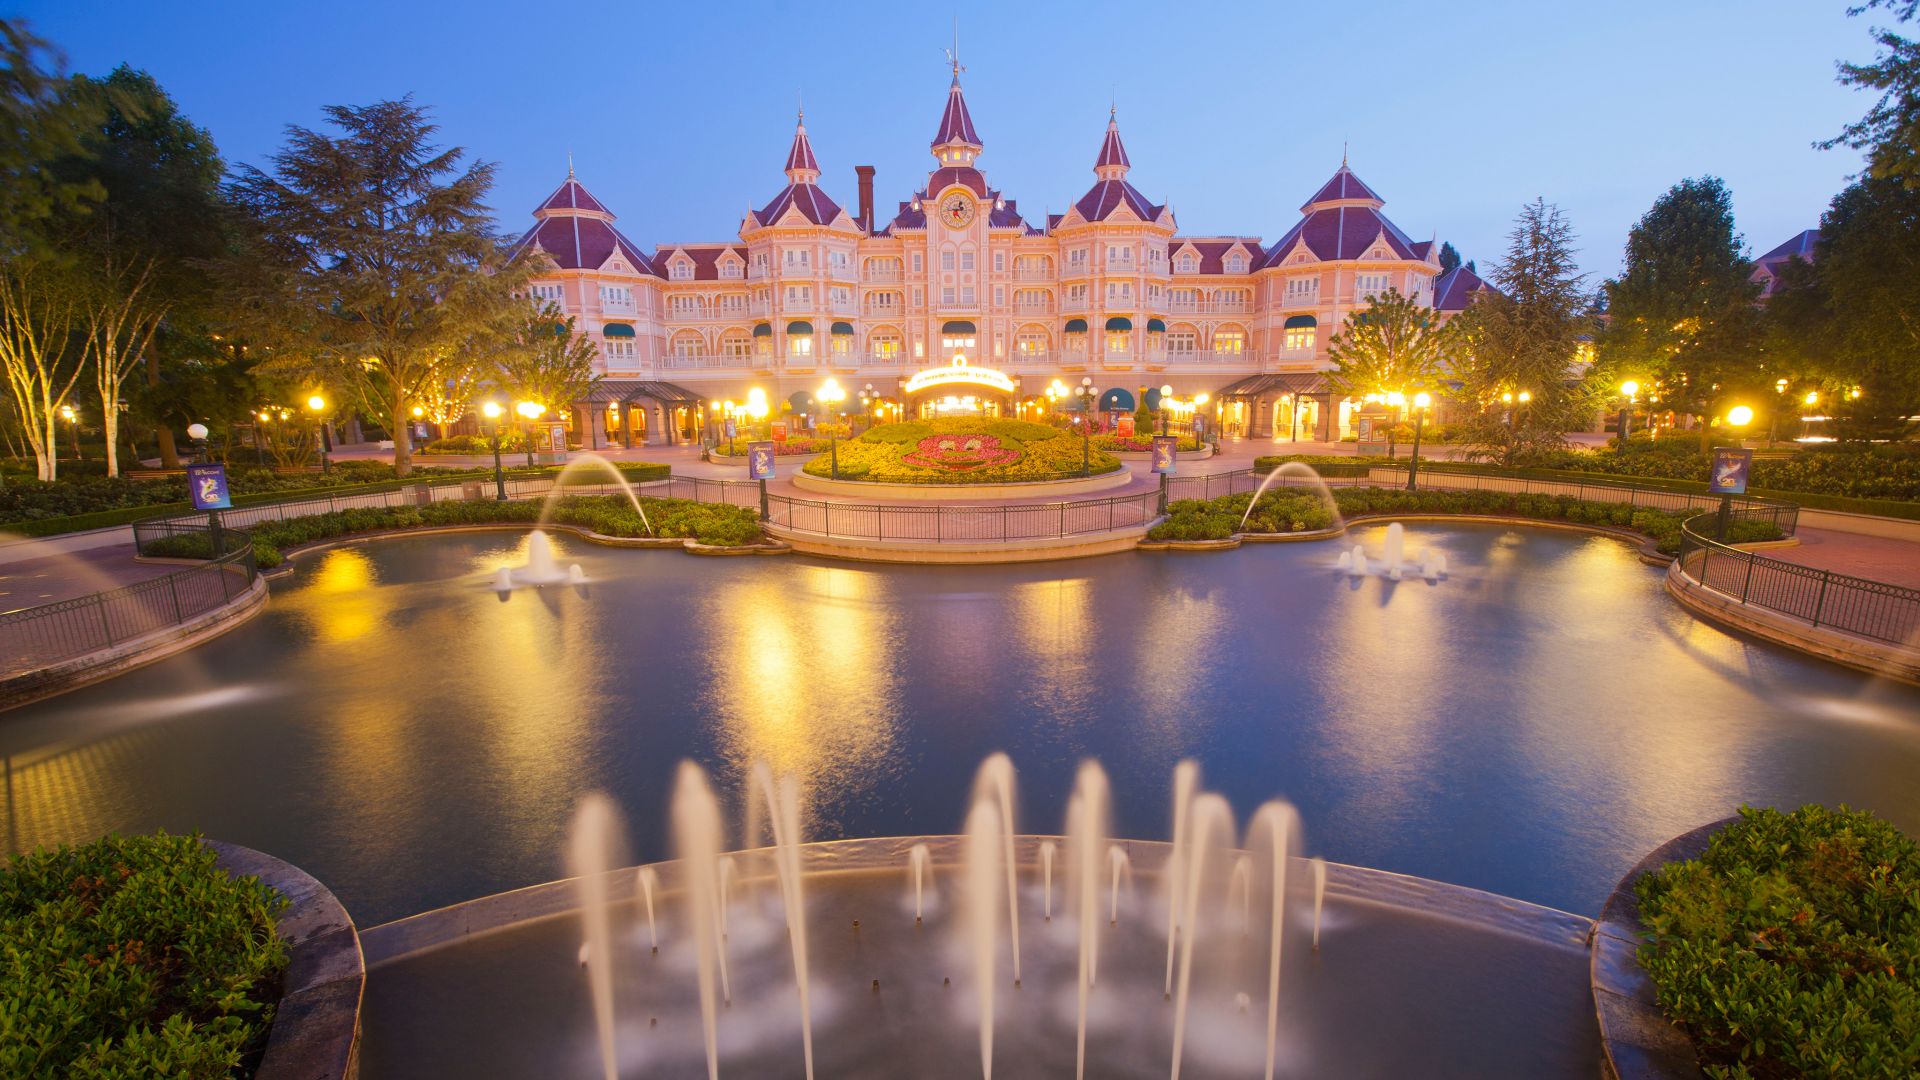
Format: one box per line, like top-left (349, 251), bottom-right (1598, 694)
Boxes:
top-left (13, 1), bottom-right (1879, 279)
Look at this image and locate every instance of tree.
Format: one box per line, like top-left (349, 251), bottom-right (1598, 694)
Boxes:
top-left (1438, 241), bottom-right (1462, 273)
top-left (1821, 0), bottom-right (1920, 190)
top-left (1451, 198), bottom-right (1596, 465)
top-left (0, 20), bottom-right (100, 259)
top-left (1326, 286), bottom-right (1456, 457)
top-left (229, 97), bottom-right (525, 477)
top-left (0, 262), bottom-right (83, 480)
top-left (489, 302), bottom-right (599, 420)
top-left (1599, 178), bottom-right (1761, 448)
top-left (56, 67), bottom-right (227, 476)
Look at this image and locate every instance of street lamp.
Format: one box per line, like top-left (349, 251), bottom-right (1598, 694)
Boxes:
top-left (1075, 376), bottom-right (1094, 475)
top-left (1618, 380), bottom-right (1639, 444)
top-left (1195, 391), bottom-right (1211, 446)
top-left (59, 404), bottom-right (81, 461)
top-left (1406, 391), bottom-right (1432, 491)
top-left (817, 378), bottom-right (846, 478)
top-left (481, 401), bottom-right (507, 500)
top-left (1159, 383), bottom-right (1175, 435)
top-left (516, 400), bottom-right (545, 468)
top-left (306, 394), bottom-right (331, 473)
top-left (1725, 404), bottom-right (1754, 434)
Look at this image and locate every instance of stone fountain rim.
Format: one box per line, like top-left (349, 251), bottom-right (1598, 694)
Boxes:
top-left (1589, 817), bottom-right (1736, 1080)
top-left (357, 833), bottom-right (1591, 972)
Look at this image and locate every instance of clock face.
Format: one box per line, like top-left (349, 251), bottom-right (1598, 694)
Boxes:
top-left (941, 193), bottom-right (975, 228)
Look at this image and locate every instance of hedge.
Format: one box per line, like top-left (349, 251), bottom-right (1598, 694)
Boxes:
top-left (0, 833), bottom-right (289, 1078)
top-left (1147, 486), bottom-right (1783, 553)
top-left (1635, 805), bottom-right (1919, 1078)
top-left (3, 462), bottom-right (671, 538)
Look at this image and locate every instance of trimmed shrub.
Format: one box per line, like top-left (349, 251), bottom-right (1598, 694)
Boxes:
top-left (1635, 805), bottom-right (1920, 1079)
top-left (0, 833), bottom-right (290, 1078)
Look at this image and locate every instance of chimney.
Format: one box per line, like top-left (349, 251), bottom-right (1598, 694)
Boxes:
top-left (855, 165), bottom-right (875, 233)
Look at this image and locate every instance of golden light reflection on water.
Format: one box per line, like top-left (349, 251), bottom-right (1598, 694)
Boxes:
top-left (277, 549), bottom-right (385, 643)
top-left (703, 563), bottom-right (901, 828)
top-left (1009, 575), bottom-right (1097, 736)
top-left (1126, 584), bottom-right (1227, 760)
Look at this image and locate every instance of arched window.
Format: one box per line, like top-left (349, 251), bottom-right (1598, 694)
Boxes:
top-left (1015, 325), bottom-right (1051, 359)
top-left (1177, 253), bottom-right (1195, 274)
top-left (670, 330), bottom-right (704, 358)
top-left (1283, 315), bottom-right (1317, 353)
top-left (1212, 325), bottom-right (1246, 355)
top-left (867, 327), bottom-right (902, 360)
top-left (719, 328), bottom-right (752, 359)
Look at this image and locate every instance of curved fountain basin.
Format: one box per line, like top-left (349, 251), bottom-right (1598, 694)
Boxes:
top-left (357, 836), bottom-right (1601, 1078)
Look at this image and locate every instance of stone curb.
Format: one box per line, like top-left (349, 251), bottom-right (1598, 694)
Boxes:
top-left (1664, 564), bottom-right (1920, 684)
top-left (262, 522), bottom-right (776, 576)
top-left (1137, 513), bottom-right (1676, 563)
top-left (1589, 818), bottom-right (1733, 1080)
top-left (207, 840), bottom-right (363, 1080)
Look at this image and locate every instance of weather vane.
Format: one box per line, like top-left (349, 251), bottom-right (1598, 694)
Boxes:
top-left (944, 19), bottom-right (964, 79)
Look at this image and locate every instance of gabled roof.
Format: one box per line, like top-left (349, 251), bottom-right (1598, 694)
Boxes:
top-left (654, 243), bottom-right (750, 281)
top-left (1410, 240), bottom-right (1434, 262)
top-left (512, 216), bottom-right (659, 276)
top-left (932, 76), bottom-right (981, 147)
top-left (535, 175), bottom-right (609, 216)
top-left (1303, 164), bottom-right (1382, 210)
top-left (752, 183), bottom-right (845, 227)
top-left (1756, 229), bottom-right (1819, 267)
top-left (1259, 204), bottom-right (1419, 267)
top-left (1168, 237), bottom-right (1265, 274)
top-left (1071, 179), bottom-right (1163, 223)
top-left (1432, 265), bottom-right (1497, 311)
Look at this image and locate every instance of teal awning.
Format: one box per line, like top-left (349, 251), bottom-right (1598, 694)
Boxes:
top-left (788, 390), bottom-right (815, 412)
top-left (830, 321), bottom-right (854, 335)
top-left (752, 323), bottom-right (772, 337)
top-left (1147, 318), bottom-right (1166, 333)
top-left (787, 320), bottom-right (813, 335)
top-left (1064, 318), bottom-right (1088, 333)
top-left (1105, 316), bottom-right (1132, 331)
top-left (1098, 387), bottom-right (1135, 412)
top-left (942, 320), bottom-right (977, 333)
top-left (602, 323), bottom-right (635, 338)
top-left (1145, 387), bottom-right (1165, 410)
top-left (1284, 315), bottom-right (1317, 329)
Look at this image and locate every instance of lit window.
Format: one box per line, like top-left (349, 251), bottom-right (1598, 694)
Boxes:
top-left (871, 333), bottom-right (901, 359)
top-left (1213, 329), bottom-right (1245, 354)
top-left (1284, 326), bottom-right (1316, 351)
top-left (1106, 329), bottom-right (1129, 353)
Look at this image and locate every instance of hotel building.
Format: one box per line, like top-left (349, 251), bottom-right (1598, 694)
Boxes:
top-left (512, 69), bottom-right (1490, 447)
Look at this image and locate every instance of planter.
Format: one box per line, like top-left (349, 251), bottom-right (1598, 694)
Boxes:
top-left (791, 466), bottom-right (1133, 501)
top-left (206, 840), bottom-right (363, 1080)
top-left (1589, 818), bottom-right (1736, 1080)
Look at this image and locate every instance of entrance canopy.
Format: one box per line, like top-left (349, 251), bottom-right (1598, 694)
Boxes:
top-left (1216, 373), bottom-right (1331, 399)
top-left (902, 356), bottom-right (1016, 397)
top-left (1098, 387), bottom-right (1135, 412)
top-left (578, 380), bottom-right (704, 405)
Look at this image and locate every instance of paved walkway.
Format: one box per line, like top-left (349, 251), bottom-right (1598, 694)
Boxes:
top-left (1760, 528), bottom-right (1920, 590)
top-left (0, 543), bottom-right (173, 612)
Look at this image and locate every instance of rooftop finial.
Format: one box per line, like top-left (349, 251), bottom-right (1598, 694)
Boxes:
top-left (944, 18), bottom-right (964, 83)
top-left (797, 89), bottom-right (804, 125)
top-left (567, 150), bottom-right (574, 178)
top-left (1342, 141), bottom-right (1349, 167)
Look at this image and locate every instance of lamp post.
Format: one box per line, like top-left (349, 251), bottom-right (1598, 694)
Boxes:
top-left (817, 378), bottom-right (845, 478)
top-left (59, 404), bottom-right (81, 461)
top-left (1195, 392), bottom-right (1211, 448)
top-left (306, 394), bottom-right (331, 473)
top-left (481, 401), bottom-right (507, 500)
top-left (1802, 389), bottom-right (1819, 441)
top-left (1075, 376), bottom-right (1094, 475)
top-left (1618, 380), bottom-right (1639, 444)
top-left (1406, 391), bottom-right (1432, 491)
top-left (1159, 382), bottom-right (1174, 435)
top-left (516, 400), bottom-right (545, 467)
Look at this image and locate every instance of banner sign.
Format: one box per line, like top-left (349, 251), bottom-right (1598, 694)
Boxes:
top-left (1357, 417), bottom-right (1376, 443)
top-left (771, 421), bottom-right (789, 444)
top-left (1707, 447), bottom-right (1753, 495)
top-left (724, 418), bottom-right (737, 440)
top-left (186, 463), bottom-right (231, 510)
top-left (1117, 414), bottom-right (1136, 437)
top-left (1151, 436), bottom-right (1178, 474)
top-left (747, 441), bottom-right (776, 480)
top-left (544, 422), bottom-right (569, 453)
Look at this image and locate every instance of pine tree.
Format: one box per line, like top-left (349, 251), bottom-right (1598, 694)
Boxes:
top-left (229, 97), bottom-right (526, 476)
top-left (1451, 198), bottom-right (1595, 465)
top-left (1438, 241), bottom-right (1462, 273)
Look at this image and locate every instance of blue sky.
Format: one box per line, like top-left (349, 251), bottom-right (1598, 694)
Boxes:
top-left (12, 0), bottom-right (1878, 278)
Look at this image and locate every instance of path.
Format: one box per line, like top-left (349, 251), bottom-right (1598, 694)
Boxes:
top-left (1759, 528), bottom-right (1920, 590)
top-left (0, 543), bottom-right (175, 612)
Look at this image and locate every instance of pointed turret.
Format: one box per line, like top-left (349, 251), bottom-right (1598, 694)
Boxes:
top-left (931, 67), bottom-right (982, 165)
top-left (784, 110), bottom-right (820, 183)
top-left (1302, 161), bottom-right (1384, 212)
top-left (1093, 107), bottom-right (1130, 179)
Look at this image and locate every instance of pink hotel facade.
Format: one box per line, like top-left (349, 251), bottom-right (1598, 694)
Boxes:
top-left (513, 71), bottom-right (1490, 447)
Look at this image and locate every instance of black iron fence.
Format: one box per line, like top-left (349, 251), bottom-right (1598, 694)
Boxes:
top-left (1676, 516), bottom-right (1920, 646)
top-left (1, 524), bottom-right (258, 679)
top-left (762, 491), bottom-right (1160, 542)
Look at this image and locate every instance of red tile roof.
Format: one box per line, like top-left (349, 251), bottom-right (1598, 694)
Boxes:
top-left (753, 182), bottom-right (844, 227)
top-left (932, 78), bottom-right (981, 147)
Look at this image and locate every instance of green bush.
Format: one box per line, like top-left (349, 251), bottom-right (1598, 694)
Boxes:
top-left (421, 433), bottom-right (532, 454)
top-left (1635, 805), bottom-right (1920, 1079)
top-left (1091, 434), bottom-right (1201, 453)
top-left (0, 832), bottom-right (289, 1078)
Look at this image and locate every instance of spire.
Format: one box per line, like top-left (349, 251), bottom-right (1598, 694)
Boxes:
top-left (784, 110), bottom-right (820, 184)
top-left (1094, 108), bottom-right (1130, 180)
top-left (931, 42), bottom-right (981, 164)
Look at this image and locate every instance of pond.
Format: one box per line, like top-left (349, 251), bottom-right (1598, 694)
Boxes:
top-left (4, 523), bottom-right (1916, 925)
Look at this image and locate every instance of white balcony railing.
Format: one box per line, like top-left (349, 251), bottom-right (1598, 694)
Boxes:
top-left (1163, 349), bottom-right (1254, 364)
top-left (863, 270), bottom-right (904, 285)
top-left (1011, 301), bottom-right (1055, 316)
top-left (600, 299), bottom-right (636, 315)
top-left (1165, 300), bottom-right (1254, 315)
top-left (1011, 267), bottom-right (1053, 282)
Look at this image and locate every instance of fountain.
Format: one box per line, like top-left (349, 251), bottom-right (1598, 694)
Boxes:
top-left (539, 452), bottom-right (654, 536)
top-left (671, 762), bottom-right (727, 1080)
top-left (1039, 840), bottom-right (1056, 920)
top-left (1240, 461), bottom-right (1345, 531)
top-left (490, 530), bottom-right (571, 589)
top-left (1065, 761), bottom-right (1110, 1080)
top-left (1311, 855), bottom-right (1328, 950)
top-left (1162, 759), bottom-right (1199, 998)
top-left (970, 753), bottom-right (1021, 985)
top-left (1341, 522), bottom-right (1447, 582)
top-left (566, 794), bottom-right (623, 1080)
top-left (963, 797), bottom-right (1004, 1080)
top-left (1250, 801), bottom-right (1303, 1080)
top-left (909, 842), bottom-right (932, 922)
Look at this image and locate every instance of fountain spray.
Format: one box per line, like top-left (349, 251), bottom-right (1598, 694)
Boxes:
top-left (1251, 801), bottom-right (1303, 1080)
top-left (672, 762), bottom-right (726, 1080)
top-left (964, 798), bottom-right (1004, 1080)
top-left (1163, 760), bottom-right (1200, 998)
top-left (567, 794), bottom-right (622, 1080)
top-left (971, 753), bottom-right (1021, 984)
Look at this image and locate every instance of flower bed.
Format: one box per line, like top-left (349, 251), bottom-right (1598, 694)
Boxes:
top-left (1147, 487), bottom-right (1784, 552)
top-left (712, 438), bottom-right (829, 458)
top-left (1634, 805), bottom-right (1919, 1078)
top-left (0, 832), bottom-right (289, 1077)
top-left (1092, 434), bottom-right (1201, 453)
top-left (800, 418), bottom-right (1121, 484)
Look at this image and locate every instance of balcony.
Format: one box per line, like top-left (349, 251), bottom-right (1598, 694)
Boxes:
top-left (1061, 298), bottom-right (1089, 314)
top-left (1165, 300), bottom-right (1254, 316)
top-left (599, 298), bottom-right (636, 315)
top-left (863, 268), bottom-right (904, 284)
top-left (1011, 301), bottom-right (1055, 316)
top-left (1163, 349), bottom-right (1254, 365)
top-left (666, 353), bottom-right (755, 371)
top-left (749, 301), bottom-right (771, 317)
top-left (828, 297), bottom-right (858, 315)
top-left (1011, 267), bottom-right (1053, 282)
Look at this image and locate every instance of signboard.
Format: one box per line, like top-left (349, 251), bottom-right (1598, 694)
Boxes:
top-left (747, 441), bottom-right (776, 480)
top-left (1357, 417), bottom-right (1376, 444)
top-left (544, 422), bottom-right (569, 453)
top-left (724, 418), bottom-right (737, 440)
top-left (1151, 436), bottom-right (1178, 474)
top-left (186, 463), bottom-right (231, 510)
top-left (1707, 447), bottom-right (1753, 495)
top-left (771, 421), bottom-right (789, 444)
top-left (1117, 414), bottom-right (1136, 437)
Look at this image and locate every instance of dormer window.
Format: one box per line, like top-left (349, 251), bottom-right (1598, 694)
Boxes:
top-left (720, 260), bottom-right (742, 279)
top-left (1178, 254), bottom-right (1195, 274)
top-left (671, 261), bottom-right (693, 281)
top-left (1226, 254), bottom-right (1246, 273)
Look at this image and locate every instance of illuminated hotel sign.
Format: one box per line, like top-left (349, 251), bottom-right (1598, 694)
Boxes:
top-left (901, 355), bottom-right (1016, 396)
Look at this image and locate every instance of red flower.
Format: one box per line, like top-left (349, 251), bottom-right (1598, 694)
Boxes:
top-left (902, 433), bottom-right (1022, 471)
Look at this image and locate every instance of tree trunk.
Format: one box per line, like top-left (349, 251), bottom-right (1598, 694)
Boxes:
top-left (149, 351), bottom-right (178, 468)
top-left (1698, 416), bottom-right (1713, 453)
top-left (391, 374), bottom-right (412, 478)
top-left (102, 394), bottom-right (119, 478)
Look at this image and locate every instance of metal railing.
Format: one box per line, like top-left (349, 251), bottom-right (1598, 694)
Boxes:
top-left (765, 491), bottom-right (1159, 543)
top-left (1676, 515), bottom-right (1920, 646)
top-left (1, 523), bottom-right (258, 679)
